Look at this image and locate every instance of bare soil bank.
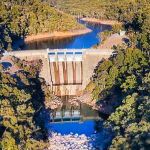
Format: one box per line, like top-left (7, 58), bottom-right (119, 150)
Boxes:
top-left (81, 18), bottom-right (121, 26)
top-left (99, 33), bottom-right (128, 49)
top-left (25, 28), bottom-right (92, 43)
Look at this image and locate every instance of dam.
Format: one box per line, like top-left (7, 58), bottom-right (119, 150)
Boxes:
top-left (8, 48), bottom-right (114, 96)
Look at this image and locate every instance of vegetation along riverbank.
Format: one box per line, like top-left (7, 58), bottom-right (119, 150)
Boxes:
top-left (25, 28), bottom-right (91, 43)
top-left (0, 0), bottom-right (84, 51)
top-left (0, 0), bottom-right (150, 150)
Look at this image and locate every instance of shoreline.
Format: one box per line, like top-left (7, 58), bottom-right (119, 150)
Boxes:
top-left (81, 18), bottom-right (121, 26)
top-left (25, 28), bottom-right (92, 43)
top-left (25, 18), bottom-right (121, 43)
top-left (98, 33), bottom-right (128, 49)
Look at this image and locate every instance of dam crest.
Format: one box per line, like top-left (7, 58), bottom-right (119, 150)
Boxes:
top-left (8, 48), bottom-right (114, 96)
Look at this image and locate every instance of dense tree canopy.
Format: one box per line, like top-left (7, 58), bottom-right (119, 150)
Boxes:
top-left (0, 0), bottom-right (83, 51)
top-left (0, 0), bottom-right (150, 149)
top-left (0, 56), bottom-right (55, 149)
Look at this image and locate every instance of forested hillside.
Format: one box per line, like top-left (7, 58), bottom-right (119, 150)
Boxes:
top-left (81, 0), bottom-right (150, 149)
top-left (51, 0), bottom-right (149, 21)
top-left (0, 0), bottom-right (83, 51)
top-left (0, 55), bottom-right (55, 149)
top-left (51, 0), bottom-right (150, 53)
top-left (0, 0), bottom-right (150, 149)
top-left (50, 0), bottom-right (108, 18)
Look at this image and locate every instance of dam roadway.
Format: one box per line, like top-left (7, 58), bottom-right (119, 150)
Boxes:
top-left (8, 49), bottom-right (114, 96)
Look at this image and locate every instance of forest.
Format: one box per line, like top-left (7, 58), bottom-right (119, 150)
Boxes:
top-left (82, 0), bottom-right (150, 149)
top-left (0, 55), bottom-right (54, 149)
top-left (0, 0), bottom-right (83, 51)
top-left (0, 0), bottom-right (150, 149)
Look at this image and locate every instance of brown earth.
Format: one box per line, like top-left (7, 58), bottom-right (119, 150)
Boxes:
top-left (25, 28), bottom-right (92, 43)
top-left (81, 18), bottom-right (122, 26)
top-left (99, 33), bottom-right (128, 49)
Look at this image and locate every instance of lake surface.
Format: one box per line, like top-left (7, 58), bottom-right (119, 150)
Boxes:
top-left (24, 21), bottom-right (111, 50)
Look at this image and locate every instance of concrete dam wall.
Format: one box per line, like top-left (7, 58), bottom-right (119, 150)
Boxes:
top-left (8, 49), bottom-right (113, 96)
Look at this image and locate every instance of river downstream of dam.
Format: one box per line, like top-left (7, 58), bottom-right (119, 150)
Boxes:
top-left (33, 21), bottom-right (113, 150)
top-left (45, 98), bottom-right (113, 150)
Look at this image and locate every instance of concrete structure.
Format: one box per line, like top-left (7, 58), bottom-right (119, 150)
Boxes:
top-left (8, 49), bottom-right (113, 96)
top-left (50, 109), bottom-right (81, 122)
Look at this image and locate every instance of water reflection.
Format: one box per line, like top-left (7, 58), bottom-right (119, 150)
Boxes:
top-left (24, 21), bottom-right (111, 50)
top-left (25, 37), bottom-right (75, 50)
top-left (50, 95), bottom-right (100, 123)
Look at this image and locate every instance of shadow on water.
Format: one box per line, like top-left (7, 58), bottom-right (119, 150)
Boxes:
top-left (45, 95), bottom-right (113, 149)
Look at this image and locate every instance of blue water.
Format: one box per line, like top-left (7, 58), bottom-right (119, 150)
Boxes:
top-left (46, 102), bottom-right (101, 136)
top-left (0, 62), bottom-right (12, 69)
top-left (25, 21), bottom-right (111, 50)
top-left (47, 120), bottom-right (99, 136)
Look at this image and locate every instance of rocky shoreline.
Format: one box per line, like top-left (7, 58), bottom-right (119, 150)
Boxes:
top-left (48, 132), bottom-right (93, 150)
top-left (47, 92), bottom-right (114, 115)
top-left (68, 92), bottom-right (114, 115)
top-left (45, 95), bottom-right (63, 110)
top-left (48, 129), bottom-right (113, 150)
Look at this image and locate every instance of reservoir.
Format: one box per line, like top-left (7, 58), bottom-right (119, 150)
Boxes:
top-left (24, 21), bottom-right (111, 50)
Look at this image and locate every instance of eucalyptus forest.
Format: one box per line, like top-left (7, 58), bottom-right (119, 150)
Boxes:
top-left (0, 0), bottom-right (150, 150)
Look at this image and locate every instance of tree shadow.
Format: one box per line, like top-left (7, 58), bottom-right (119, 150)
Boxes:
top-left (122, 37), bottom-right (130, 44)
top-left (14, 62), bottom-right (51, 141)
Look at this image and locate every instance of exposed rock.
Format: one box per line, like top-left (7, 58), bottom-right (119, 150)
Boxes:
top-left (68, 92), bottom-right (97, 109)
top-left (48, 132), bottom-right (93, 150)
top-left (68, 92), bottom-right (117, 115)
top-left (45, 95), bottom-right (63, 110)
top-left (48, 129), bottom-right (113, 150)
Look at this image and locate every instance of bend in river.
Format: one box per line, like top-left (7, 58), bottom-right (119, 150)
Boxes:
top-left (24, 20), bottom-right (111, 50)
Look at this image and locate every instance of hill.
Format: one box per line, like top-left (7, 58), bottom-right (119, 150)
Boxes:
top-left (0, 0), bottom-right (83, 51)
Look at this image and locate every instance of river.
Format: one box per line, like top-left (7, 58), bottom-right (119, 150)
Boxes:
top-left (24, 20), bottom-right (111, 50)
top-left (45, 99), bottom-right (113, 150)
top-left (27, 21), bottom-right (113, 149)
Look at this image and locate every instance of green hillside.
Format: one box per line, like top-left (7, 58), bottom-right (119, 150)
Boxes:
top-left (0, 0), bottom-right (83, 51)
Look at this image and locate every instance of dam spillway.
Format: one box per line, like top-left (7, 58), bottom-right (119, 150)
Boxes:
top-left (50, 61), bottom-right (82, 84)
top-left (49, 50), bottom-right (83, 85)
top-left (7, 49), bottom-right (114, 96)
top-left (48, 50), bottom-right (83, 96)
